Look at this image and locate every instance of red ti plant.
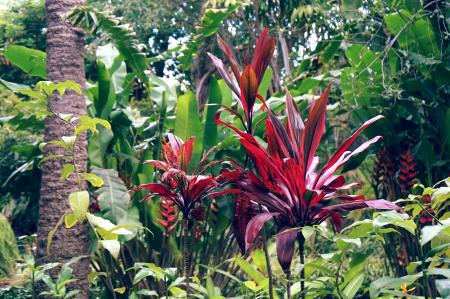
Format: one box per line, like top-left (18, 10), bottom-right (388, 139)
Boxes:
top-left (208, 28), bottom-right (275, 132)
top-left (208, 29), bottom-right (277, 298)
top-left (220, 87), bottom-right (401, 298)
top-left (131, 133), bottom-right (234, 297)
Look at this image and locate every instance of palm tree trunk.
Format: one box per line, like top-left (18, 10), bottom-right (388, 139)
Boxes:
top-left (36, 0), bottom-right (89, 297)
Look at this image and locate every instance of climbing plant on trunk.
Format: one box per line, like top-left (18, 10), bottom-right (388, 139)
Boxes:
top-left (36, 0), bottom-right (90, 297)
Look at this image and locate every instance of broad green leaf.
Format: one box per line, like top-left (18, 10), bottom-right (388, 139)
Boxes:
top-left (95, 61), bottom-right (116, 119)
top-left (91, 167), bottom-right (130, 223)
top-left (234, 256), bottom-right (265, 284)
top-left (68, 191), bottom-right (89, 222)
top-left (88, 127), bottom-right (114, 168)
top-left (373, 210), bottom-right (417, 235)
top-left (3, 45), bottom-right (46, 78)
top-left (421, 219), bottom-right (450, 245)
top-left (342, 273), bottom-right (364, 299)
top-left (175, 91), bottom-right (203, 169)
top-left (82, 173), bottom-right (104, 187)
top-left (217, 79), bottom-right (232, 108)
top-left (203, 77), bottom-right (221, 151)
top-left (100, 240), bottom-right (120, 259)
top-left (384, 9), bottom-right (440, 58)
top-left (370, 273), bottom-right (422, 298)
top-left (257, 68), bottom-right (273, 99)
top-left (85, 213), bottom-right (131, 235)
top-left (61, 164), bottom-right (75, 180)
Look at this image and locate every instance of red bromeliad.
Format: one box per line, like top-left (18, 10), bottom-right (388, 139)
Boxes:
top-left (218, 86), bottom-right (401, 281)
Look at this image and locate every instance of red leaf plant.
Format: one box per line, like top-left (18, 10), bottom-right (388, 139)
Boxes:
top-left (208, 28), bottom-right (275, 131)
top-left (130, 133), bottom-right (237, 297)
top-left (218, 86), bottom-right (401, 296)
top-left (208, 29), bottom-right (276, 254)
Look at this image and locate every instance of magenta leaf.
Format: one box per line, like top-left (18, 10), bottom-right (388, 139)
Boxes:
top-left (276, 228), bottom-right (298, 274)
top-left (245, 212), bottom-right (279, 250)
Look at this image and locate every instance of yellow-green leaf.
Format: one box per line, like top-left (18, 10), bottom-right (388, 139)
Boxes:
top-left (83, 173), bottom-right (104, 187)
top-left (69, 191), bottom-right (89, 222)
top-left (61, 164), bottom-right (75, 180)
top-left (64, 213), bottom-right (78, 228)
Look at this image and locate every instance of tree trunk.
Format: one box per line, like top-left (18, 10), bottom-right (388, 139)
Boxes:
top-left (36, 0), bottom-right (90, 298)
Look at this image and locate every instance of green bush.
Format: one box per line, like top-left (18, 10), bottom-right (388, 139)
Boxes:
top-left (0, 213), bottom-right (19, 278)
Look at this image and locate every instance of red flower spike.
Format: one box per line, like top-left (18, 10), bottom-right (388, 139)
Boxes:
top-left (158, 196), bottom-right (178, 236)
top-left (399, 149), bottom-right (417, 192)
top-left (219, 87), bottom-right (401, 275)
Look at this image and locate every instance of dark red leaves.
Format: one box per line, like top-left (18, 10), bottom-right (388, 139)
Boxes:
top-left (233, 193), bottom-right (255, 253)
top-left (132, 134), bottom-right (236, 221)
top-left (240, 65), bottom-right (258, 122)
top-left (209, 28), bottom-right (276, 133)
top-left (276, 228), bottom-right (298, 274)
top-left (217, 35), bottom-right (241, 83)
top-left (250, 28), bottom-right (276, 83)
top-left (302, 85), bottom-right (330, 170)
top-left (245, 212), bottom-right (278, 251)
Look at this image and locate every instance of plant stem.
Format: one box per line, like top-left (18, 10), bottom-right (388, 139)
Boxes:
top-left (183, 218), bottom-right (191, 298)
top-left (262, 231), bottom-right (274, 299)
top-left (286, 271), bottom-right (291, 299)
top-left (298, 233), bottom-right (306, 299)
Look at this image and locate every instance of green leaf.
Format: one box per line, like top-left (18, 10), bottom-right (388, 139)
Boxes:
top-left (373, 210), bottom-right (417, 235)
top-left (421, 219), bottom-right (450, 245)
top-left (61, 164), bottom-right (75, 180)
top-left (342, 273), bottom-right (364, 299)
top-left (100, 240), bottom-right (120, 259)
top-left (95, 61), bottom-right (116, 119)
top-left (75, 116), bottom-right (111, 135)
top-left (88, 126), bottom-right (114, 168)
top-left (0, 78), bottom-right (31, 91)
top-left (175, 91), bottom-right (203, 169)
top-left (436, 279), bottom-right (450, 298)
top-left (91, 167), bottom-right (130, 223)
top-left (82, 173), bottom-right (104, 187)
top-left (203, 77), bottom-right (221, 151)
top-left (68, 191), bottom-right (90, 222)
top-left (257, 68), bottom-right (273, 99)
top-left (68, 7), bottom-right (149, 86)
top-left (234, 256), bottom-right (265, 284)
top-left (3, 45), bottom-right (46, 78)
top-left (64, 213), bottom-right (78, 229)
top-left (114, 287), bottom-right (126, 294)
top-left (370, 274), bottom-right (422, 298)
top-left (384, 9), bottom-right (440, 58)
